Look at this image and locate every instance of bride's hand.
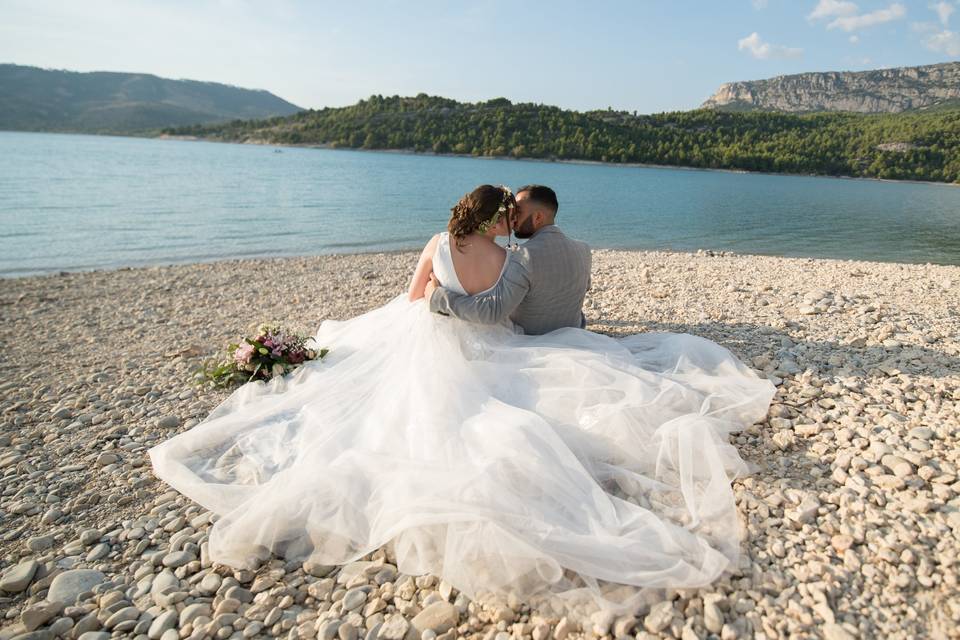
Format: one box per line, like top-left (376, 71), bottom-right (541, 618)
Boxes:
top-left (424, 273), bottom-right (440, 301)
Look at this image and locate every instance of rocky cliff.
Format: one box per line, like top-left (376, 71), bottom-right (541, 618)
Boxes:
top-left (701, 62), bottom-right (960, 113)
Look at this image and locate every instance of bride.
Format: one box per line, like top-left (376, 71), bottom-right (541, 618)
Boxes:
top-left (149, 185), bottom-right (776, 619)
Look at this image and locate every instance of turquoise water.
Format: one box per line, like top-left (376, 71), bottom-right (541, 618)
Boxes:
top-left (2, 131), bottom-right (959, 277)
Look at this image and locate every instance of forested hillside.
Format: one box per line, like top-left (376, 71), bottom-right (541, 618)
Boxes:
top-left (166, 94), bottom-right (960, 183)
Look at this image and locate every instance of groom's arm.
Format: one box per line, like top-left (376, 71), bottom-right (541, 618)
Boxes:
top-left (428, 253), bottom-right (531, 325)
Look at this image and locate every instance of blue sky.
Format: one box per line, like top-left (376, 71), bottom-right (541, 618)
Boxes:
top-left (1, 0), bottom-right (958, 113)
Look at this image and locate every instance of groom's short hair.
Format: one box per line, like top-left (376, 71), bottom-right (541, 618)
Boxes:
top-left (517, 185), bottom-right (558, 216)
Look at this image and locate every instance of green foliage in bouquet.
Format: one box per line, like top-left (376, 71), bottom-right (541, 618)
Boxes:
top-left (199, 323), bottom-right (328, 388)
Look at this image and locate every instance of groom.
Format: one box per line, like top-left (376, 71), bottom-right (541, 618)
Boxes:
top-left (425, 184), bottom-right (592, 334)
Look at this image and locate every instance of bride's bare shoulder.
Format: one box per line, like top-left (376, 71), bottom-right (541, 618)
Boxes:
top-left (419, 233), bottom-right (442, 257)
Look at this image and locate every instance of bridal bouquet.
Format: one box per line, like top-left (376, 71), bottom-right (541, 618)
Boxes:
top-left (199, 324), bottom-right (328, 387)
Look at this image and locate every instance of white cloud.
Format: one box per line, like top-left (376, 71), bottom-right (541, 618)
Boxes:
top-left (809, 1), bottom-right (908, 32)
top-left (898, 11), bottom-right (960, 57)
top-left (827, 3), bottom-right (907, 31)
top-left (808, 0), bottom-right (858, 21)
top-left (924, 28), bottom-right (960, 54)
top-left (752, 0), bottom-right (769, 8)
top-left (931, 1), bottom-right (955, 25)
top-left (737, 32), bottom-right (804, 59)
top-left (849, 34), bottom-right (860, 42)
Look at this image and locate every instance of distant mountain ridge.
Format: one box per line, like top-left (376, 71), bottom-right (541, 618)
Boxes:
top-left (0, 64), bottom-right (303, 133)
top-left (701, 62), bottom-right (960, 113)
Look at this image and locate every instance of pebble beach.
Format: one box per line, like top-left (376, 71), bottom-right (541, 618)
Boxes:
top-left (1, 249), bottom-right (958, 640)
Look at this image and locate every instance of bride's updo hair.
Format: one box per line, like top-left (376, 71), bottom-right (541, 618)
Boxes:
top-left (448, 185), bottom-right (515, 247)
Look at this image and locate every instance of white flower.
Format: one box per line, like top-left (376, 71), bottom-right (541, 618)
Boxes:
top-left (271, 363), bottom-right (285, 378)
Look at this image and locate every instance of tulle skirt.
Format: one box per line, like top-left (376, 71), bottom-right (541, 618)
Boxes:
top-left (148, 295), bottom-right (776, 618)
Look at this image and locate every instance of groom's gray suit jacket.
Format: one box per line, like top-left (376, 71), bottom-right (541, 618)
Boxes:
top-left (429, 225), bottom-right (592, 335)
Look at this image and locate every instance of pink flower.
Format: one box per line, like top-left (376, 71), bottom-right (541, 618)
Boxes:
top-left (234, 343), bottom-right (255, 364)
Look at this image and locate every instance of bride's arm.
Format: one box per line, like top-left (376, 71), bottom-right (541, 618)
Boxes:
top-left (407, 234), bottom-right (441, 301)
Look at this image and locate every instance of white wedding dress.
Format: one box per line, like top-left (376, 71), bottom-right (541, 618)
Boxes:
top-left (149, 233), bottom-right (776, 618)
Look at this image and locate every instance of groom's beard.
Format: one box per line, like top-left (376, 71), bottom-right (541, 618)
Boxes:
top-left (514, 217), bottom-right (536, 239)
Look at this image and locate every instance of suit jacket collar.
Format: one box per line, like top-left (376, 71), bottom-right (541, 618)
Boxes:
top-left (529, 224), bottom-right (560, 239)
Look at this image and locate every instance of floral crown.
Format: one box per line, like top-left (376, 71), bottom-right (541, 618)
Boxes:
top-left (477, 185), bottom-right (514, 234)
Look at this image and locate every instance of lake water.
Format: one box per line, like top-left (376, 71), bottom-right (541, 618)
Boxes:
top-left (2, 131), bottom-right (960, 277)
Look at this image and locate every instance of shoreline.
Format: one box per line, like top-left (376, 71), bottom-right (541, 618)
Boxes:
top-left (159, 132), bottom-right (960, 188)
top-left (6, 244), bottom-right (960, 281)
top-left (2, 250), bottom-right (958, 638)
